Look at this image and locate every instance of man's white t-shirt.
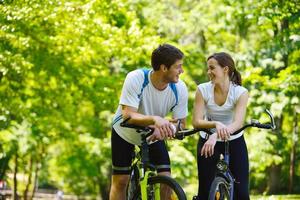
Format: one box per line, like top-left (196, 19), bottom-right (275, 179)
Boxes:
top-left (112, 69), bottom-right (188, 145)
top-left (198, 81), bottom-right (248, 141)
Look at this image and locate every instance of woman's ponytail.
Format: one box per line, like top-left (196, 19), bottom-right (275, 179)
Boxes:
top-left (231, 69), bottom-right (242, 86)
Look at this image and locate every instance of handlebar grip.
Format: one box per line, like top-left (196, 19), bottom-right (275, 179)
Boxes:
top-left (253, 123), bottom-right (272, 129)
top-left (175, 134), bottom-right (184, 140)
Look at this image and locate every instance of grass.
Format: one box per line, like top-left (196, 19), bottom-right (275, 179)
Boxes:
top-left (184, 182), bottom-right (300, 200)
top-left (251, 195), bottom-right (300, 200)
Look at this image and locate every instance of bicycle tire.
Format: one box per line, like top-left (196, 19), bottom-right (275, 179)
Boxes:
top-left (130, 175), bottom-right (186, 200)
top-left (208, 177), bottom-right (230, 200)
top-left (127, 165), bottom-right (140, 200)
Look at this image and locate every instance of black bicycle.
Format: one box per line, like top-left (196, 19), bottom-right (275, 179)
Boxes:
top-left (120, 119), bottom-right (187, 200)
top-left (174, 109), bottom-right (276, 200)
top-left (208, 109), bottom-right (275, 200)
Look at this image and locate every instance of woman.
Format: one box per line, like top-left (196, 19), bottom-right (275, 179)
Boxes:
top-left (192, 52), bottom-right (249, 199)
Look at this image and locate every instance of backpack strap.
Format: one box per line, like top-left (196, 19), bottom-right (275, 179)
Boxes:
top-left (137, 68), bottom-right (178, 111)
top-left (137, 69), bottom-right (150, 99)
top-left (169, 83), bottom-right (178, 111)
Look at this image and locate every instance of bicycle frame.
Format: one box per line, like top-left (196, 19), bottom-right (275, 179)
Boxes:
top-left (139, 133), bottom-right (158, 200)
top-left (214, 142), bottom-right (235, 200)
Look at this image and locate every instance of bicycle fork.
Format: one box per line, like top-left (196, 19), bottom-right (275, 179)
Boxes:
top-left (224, 142), bottom-right (234, 200)
top-left (139, 164), bottom-right (158, 200)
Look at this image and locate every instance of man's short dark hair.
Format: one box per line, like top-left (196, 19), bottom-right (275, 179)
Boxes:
top-left (151, 44), bottom-right (184, 71)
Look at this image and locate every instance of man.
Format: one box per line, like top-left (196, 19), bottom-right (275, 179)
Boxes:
top-left (109, 44), bottom-right (188, 200)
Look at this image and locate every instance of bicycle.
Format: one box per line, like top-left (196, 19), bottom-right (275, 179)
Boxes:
top-left (208, 109), bottom-right (276, 200)
top-left (175, 110), bottom-right (276, 200)
top-left (174, 109), bottom-right (276, 200)
top-left (120, 118), bottom-right (187, 200)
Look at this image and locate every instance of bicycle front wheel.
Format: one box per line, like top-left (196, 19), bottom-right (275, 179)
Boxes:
top-left (208, 177), bottom-right (230, 200)
top-left (146, 175), bottom-right (186, 200)
top-left (127, 165), bottom-right (140, 200)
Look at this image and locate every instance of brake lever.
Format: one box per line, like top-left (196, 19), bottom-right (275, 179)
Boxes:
top-left (176, 120), bottom-right (183, 133)
top-left (174, 120), bottom-right (184, 140)
top-left (265, 109), bottom-right (276, 130)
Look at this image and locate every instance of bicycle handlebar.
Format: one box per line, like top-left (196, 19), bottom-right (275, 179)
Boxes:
top-left (175, 109), bottom-right (276, 140)
top-left (120, 109), bottom-right (276, 140)
top-left (120, 118), bottom-right (211, 139)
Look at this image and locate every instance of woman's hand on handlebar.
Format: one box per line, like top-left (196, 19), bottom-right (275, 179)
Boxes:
top-left (215, 121), bottom-right (230, 140)
top-left (201, 133), bottom-right (217, 158)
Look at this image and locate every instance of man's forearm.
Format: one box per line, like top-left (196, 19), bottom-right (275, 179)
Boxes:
top-left (123, 112), bottom-right (156, 126)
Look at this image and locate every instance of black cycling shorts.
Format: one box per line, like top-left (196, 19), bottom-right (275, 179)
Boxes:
top-left (111, 128), bottom-right (171, 175)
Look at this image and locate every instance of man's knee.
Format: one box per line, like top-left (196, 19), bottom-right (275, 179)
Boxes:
top-left (158, 171), bottom-right (170, 177)
top-left (111, 175), bottom-right (130, 190)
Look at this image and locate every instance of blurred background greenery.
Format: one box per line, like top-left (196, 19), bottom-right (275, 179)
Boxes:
top-left (0, 0), bottom-right (299, 199)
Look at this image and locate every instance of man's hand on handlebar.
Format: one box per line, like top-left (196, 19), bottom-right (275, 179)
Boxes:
top-left (146, 117), bottom-right (178, 142)
top-left (146, 126), bottom-right (163, 142)
top-left (153, 116), bottom-right (175, 139)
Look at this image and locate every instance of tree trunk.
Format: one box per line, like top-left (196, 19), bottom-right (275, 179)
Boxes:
top-left (98, 163), bottom-right (111, 200)
top-left (268, 164), bottom-right (281, 194)
top-left (267, 115), bottom-right (283, 194)
top-left (30, 160), bottom-right (40, 200)
top-left (31, 144), bottom-right (45, 200)
top-left (13, 152), bottom-right (19, 200)
top-left (289, 112), bottom-right (298, 193)
top-left (199, 30), bottom-right (206, 52)
top-left (23, 156), bottom-right (33, 200)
